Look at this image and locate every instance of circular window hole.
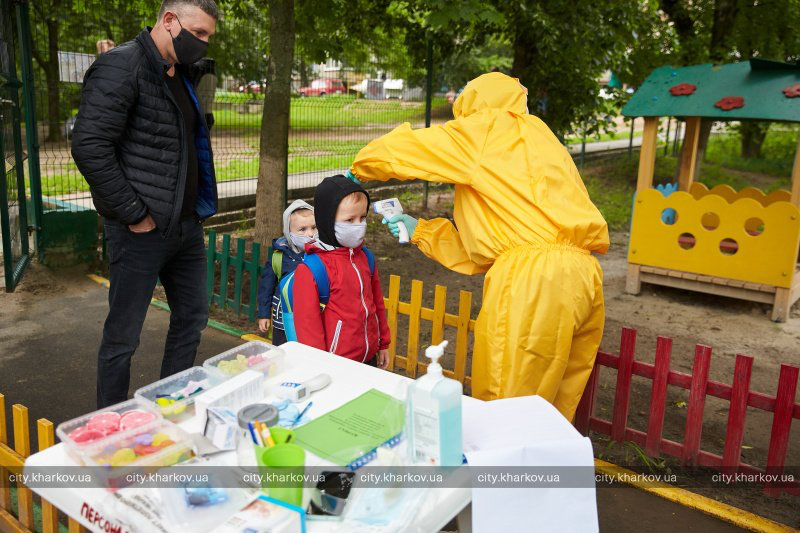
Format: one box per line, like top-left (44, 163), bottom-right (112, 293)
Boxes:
top-left (701, 212), bottom-right (720, 230)
top-left (661, 208), bottom-right (677, 225)
top-left (678, 232), bottom-right (695, 250)
top-left (720, 238), bottom-right (738, 255)
top-left (744, 217), bottom-right (765, 236)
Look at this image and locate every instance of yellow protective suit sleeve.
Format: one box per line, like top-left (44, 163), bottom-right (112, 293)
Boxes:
top-left (411, 218), bottom-right (491, 276)
top-left (352, 119), bottom-right (488, 185)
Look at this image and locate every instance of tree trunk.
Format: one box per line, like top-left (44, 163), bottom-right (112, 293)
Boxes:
top-left (740, 122), bottom-right (768, 159)
top-left (693, 0), bottom-right (739, 170)
top-left (299, 57), bottom-right (308, 87)
top-left (255, 0), bottom-right (295, 247)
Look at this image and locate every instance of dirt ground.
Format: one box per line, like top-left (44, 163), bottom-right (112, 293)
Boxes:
top-left (197, 182), bottom-right (800, 526)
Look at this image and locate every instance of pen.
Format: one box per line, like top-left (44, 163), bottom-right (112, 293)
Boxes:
top-left (260, 421), bottom-right (276, 447)
top-left (291, 401), bottom-right (313, 428)
top-left (248, 422), bottom-right (263, 446)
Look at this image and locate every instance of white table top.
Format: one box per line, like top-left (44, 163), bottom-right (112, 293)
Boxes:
top-left (25, 342), bottom-right (474, 533)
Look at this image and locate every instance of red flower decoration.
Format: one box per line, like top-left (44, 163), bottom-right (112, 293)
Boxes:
top-left (714, 96), bottom-right (744, 111)
top-left (670, 83), bottom-right (696, 96)
top-left (783, 84), bottom-right (800, 98)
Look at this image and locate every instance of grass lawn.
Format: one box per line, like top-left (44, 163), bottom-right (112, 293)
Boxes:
top-left (213, 95), bottom-right (450, 130)
top-left (35, 124), bottom-right (797, 201)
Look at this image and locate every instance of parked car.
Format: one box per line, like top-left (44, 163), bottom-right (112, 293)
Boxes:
top-left (298, 79), bottom-right (346, 97)
top-left (238, 80), bottom-right (264, 93)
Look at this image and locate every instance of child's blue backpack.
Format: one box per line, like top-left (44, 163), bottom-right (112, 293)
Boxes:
top-left (279, 247), bottom-right (376, 342)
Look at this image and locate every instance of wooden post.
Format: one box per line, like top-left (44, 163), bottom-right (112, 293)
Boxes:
top-left (636, 117), bottom-right (659, 192)
top-left (406, 280), bottom-right (424, 378)
top-left (611, 328), bottom-right (636, 443)
top-left (791, 136), bottom-right (800, 206)
top-left (645, 337), bottom-right (672, 456)
top-left (386, 275), bottom-right (401, 370)
top-left (628, 116), bottom-right (660, 294)
top-left (771, 289), bottom-right (791, 323)
top-left (764, 364), bottom-right (799, 496)
top-left (678, 116), bottom-right (702, 192)
top-left (12, 405), bottom-right (33, 529)
top-left (431, 285), bottom-right (447, 346)
top-left (721, 355), bottom-right (753, 472)
top-left (37, 419), bottom-right (59, 533)
top-left (0, 393), bottom-right (10, 512)
top-left (454, 290), bottom-right (472, 385)
top-left (682, 345), bottom-right (712, 467)
top-left (625, 263), bottom-right (642, 295)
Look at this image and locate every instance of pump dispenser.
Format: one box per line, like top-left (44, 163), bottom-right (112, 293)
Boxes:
top-left (406, 341), bottom-right (463, 466)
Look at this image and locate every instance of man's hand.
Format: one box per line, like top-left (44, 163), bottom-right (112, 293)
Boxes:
top-left (377, 349), bottom-right (390, 369)
top-left (128, 214), bottom-right (156, 233)
top-left (258, 318), bottom-right (271, 334)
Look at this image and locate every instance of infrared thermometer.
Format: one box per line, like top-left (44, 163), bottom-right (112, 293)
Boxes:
top-left (373, 198), bottom-right (409, 244)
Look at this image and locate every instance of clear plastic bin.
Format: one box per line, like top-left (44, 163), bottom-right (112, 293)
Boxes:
top-left (56, 399), bottom-right (162, 464)
top-left (134, 367), bottom-right (219, 423)
top-left (203, 341), bottom-right (285, 382)
top-left (80, 420), bottom-right (196, 490)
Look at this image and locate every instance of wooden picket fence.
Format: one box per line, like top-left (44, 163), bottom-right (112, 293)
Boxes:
top-left (575, 327), bottom-right (800, 497)
top-left (206, 230), bottom-right (266, 322)
top-left (0, 393), bottom-right (85, 532)
top-left (205, 231), bottom-right (477, 383)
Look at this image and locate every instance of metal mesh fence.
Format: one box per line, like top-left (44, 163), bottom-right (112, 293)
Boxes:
top-left (0, 0), bottom-right (30, 289)
top-left (26, 3), bottom-right (450, 214)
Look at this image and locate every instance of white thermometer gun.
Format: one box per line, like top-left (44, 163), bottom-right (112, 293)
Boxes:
top-left (373, 198), bottom-right (409, 244)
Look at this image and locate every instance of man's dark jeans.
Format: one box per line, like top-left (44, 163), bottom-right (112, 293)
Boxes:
top-left (98, 217), bottom-right (208, 408)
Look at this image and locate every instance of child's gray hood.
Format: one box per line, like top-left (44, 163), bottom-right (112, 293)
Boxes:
top-left (283, 199), bottom-right (315, 253)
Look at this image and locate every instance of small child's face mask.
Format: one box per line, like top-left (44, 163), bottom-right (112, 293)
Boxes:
top-left (334, 193), bottom-right (368, 248)
top-left (290, 232), bottom-right (317, 250)
top-left (334, 222), bottom-right (366, 249)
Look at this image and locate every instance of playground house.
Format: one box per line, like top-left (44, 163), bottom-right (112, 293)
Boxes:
top-left (623, 59), bottom-right (800, 322)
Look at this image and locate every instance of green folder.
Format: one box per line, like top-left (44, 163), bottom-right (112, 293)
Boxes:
top-left (292, 389), bottom-right (405, 467)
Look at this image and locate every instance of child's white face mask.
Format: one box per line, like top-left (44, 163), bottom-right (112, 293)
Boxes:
top-left (290, 232), bottom-right (317, 251)
top-left (335, 222), bottom-right (367, 248)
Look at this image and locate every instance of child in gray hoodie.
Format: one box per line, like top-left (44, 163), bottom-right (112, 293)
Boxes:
top-left (256, 200), bottom-right (316, 345)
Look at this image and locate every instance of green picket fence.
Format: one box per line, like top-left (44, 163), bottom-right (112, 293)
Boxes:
top-left (206, 229), bottom-right (271, 321)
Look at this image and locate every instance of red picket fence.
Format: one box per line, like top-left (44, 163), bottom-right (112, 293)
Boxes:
top-left (575, 327), bottom-right (800, 497)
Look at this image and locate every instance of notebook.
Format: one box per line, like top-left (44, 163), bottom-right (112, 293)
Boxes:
top-left (292, 388), bottom-right (404, 468)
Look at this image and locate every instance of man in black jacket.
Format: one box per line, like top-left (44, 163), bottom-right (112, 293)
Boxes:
top-left (72, 0), bottom-right (219, 408)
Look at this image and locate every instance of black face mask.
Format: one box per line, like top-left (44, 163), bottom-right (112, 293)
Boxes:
top-left (171, 16), bottom-right (208, 65)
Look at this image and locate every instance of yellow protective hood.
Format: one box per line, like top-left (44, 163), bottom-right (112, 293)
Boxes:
top-left (452, 72), bottom-right (528, 118)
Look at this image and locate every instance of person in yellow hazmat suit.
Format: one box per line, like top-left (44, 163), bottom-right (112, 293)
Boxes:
top-left (348, 72), bottom-right (609, 420)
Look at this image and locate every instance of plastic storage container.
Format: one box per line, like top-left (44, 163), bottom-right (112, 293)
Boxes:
top-left (81, 420), bottom-right (196, 490)
top-left (134, 366), bottom-right (219, 423)
top-left (203, 341), bottom-right (285, 382)
top-left (56, 399), bottom-right (162, 464)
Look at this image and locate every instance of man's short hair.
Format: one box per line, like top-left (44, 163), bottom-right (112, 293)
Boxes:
top-left (158, 0), bottom-right (219, 21)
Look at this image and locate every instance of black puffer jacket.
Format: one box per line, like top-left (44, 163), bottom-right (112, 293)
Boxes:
top-left (71, 28), bottom-right (217, 236)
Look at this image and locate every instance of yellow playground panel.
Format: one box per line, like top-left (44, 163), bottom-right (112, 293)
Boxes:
top-left (623, 60), bottom-right (800, 321)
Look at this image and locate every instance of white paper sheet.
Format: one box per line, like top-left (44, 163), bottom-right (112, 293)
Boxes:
top-left (463, 396), bottom-right (598, 533)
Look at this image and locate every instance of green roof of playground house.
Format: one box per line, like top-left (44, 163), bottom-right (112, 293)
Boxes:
top-left (622, 59), bottom-right (800, 122)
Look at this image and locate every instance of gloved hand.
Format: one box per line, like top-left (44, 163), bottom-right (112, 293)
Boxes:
top-left (344, 169), bottom-right (362, 185)
top-left (382, 214), bottom-right (417, 239)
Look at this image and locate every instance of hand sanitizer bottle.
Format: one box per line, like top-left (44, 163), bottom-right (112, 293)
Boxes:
top-left (406, 341), bottom-right (463, 466)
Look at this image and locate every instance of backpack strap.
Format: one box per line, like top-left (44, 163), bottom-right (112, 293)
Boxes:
top-left (303, 254), bottom-right (330, 305)
top-left (271, 249), bottom-right (283, 279)
top-left (362, 246), bottom-right (376, 277)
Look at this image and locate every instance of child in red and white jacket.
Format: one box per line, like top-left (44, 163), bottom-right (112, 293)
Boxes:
top-left (293, 175), bottom-right (391, 368)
